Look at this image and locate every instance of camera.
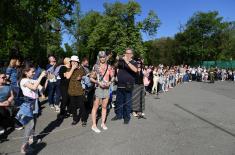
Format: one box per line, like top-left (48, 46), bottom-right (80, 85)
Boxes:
top-left (116, 55), bottom-right (124, 61)
top-left (116, 56), bottom-right (125, 69)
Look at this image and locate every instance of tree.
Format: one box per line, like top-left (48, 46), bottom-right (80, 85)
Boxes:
top-left (176, 11), bottom-right (232, 62)
top-left (75, 1), bottom-right (160, 65)
top-left (0, 0), bottom-right (76, 66)
top-left (144, 11), bottom-right (235, 66)
top-left (76, 10), bottom-right (103, 63)
top-left (64, 43), bottom-right (74, 57)
top-left (144, 38), bottom-right (177, 65)
top-left (142, 10), bottom-right (161, 36)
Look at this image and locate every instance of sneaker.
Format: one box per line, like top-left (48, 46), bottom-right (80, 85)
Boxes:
top-left (123, 119), bottom-right (130, 124)
top-left (101, 124), bottom-right (108, 130)
top-left (15, 125), bottom-right (24, 130)
top-left (71, 121), bottom-right (78, 125)
top-left (91, 126), bottom-right (101, 133)
top-left (82, 121), bottom-right (87, 127)
top-left (0, 127), bottom-right (5, 135)
top-left (111, 116), bottom-right (121, 121)
top-left (55, 106), bottom-right (60, 113)
top-left (50, 105), bottom-right (55, 109)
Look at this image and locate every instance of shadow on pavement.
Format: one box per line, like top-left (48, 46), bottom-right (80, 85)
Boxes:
top-left (3, 142), bottom-right (47, 155)
top-left (174, 104), bottom-right (235, 138)
top-left (36, 117), bottom-right (64, 140)
top-left (31, 142), bottom-right (47, 155)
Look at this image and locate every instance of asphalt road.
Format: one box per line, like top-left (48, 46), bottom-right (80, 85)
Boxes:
top-left (1, 81), bottom-right (235, 155)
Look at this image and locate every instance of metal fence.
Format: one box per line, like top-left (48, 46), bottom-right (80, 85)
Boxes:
top-left (201, 61), bottom-right (235, 69)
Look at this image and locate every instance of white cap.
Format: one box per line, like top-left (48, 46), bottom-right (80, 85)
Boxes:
top-left (70, 55), bottom-right (80, 62)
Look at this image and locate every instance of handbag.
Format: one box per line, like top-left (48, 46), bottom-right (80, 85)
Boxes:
top-left (99, 64), bottom-right (110, 89)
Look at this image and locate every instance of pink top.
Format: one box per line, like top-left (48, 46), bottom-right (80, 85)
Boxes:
top-left (93, 64), bottom-right (113, 82)
top-left (143, 69), bottom-right (150, 86)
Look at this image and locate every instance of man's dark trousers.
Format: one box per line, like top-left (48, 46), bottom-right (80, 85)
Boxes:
top-left (115, 88), bottom-right (132, 121)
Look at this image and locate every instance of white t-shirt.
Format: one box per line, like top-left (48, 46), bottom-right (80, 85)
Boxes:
top-left (153, 71), bottom-right (160, 81)
top-left (20, 78), bottom-right (39, 99)
top-left (191, 69), bottom-right (196, 74)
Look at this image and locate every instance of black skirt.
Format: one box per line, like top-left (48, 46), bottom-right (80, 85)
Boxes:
top-left (132, 84), bottom-right (145, 112)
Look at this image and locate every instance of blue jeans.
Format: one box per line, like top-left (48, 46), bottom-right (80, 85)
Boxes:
top-left (115, 88), bottom-right (132, 121)
top-left (48, 82), bottom-right (56, 106)
top-left (11, 85), bottom-right (22, 107)
top-left (55, 80), bottom-right (61, 106)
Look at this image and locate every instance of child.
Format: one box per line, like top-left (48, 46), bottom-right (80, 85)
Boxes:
top-left (16, 63), bottom-right (46, 154)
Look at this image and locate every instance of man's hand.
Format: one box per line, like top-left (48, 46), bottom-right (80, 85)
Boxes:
top-left (122, 56), bottom-right (129, 64)
top-left (77, 75), bottom-right (82, 81)
top-left (71, 62), bottom-right (78, 70)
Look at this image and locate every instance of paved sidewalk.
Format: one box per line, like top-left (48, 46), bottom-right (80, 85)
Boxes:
top-left (1, 81), bottom-right (235, 155)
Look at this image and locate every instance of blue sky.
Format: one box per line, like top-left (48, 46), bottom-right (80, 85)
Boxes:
top-left (62, 0), bottom-right (235, 46)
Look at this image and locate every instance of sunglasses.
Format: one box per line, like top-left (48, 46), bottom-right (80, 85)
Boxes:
top-left (0, 76), bottom-right (6, 79)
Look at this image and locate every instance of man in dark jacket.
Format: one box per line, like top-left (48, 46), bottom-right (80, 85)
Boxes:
top-left (111, 48), bottom-right (137, 124)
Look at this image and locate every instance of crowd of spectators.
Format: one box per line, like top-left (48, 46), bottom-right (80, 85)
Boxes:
top-left (0, 50), bottom-right (234, 153)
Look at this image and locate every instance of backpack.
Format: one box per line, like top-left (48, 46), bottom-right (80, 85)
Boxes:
top-left (81, 66), bottom-right (94, 91)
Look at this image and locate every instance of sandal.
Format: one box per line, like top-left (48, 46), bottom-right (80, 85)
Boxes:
top-left (132, 112), bottom-right (138, 117)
